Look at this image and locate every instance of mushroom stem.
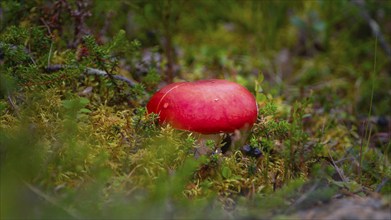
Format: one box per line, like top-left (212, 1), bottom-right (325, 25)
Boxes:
top-left (197, 133), bottom-right (224, 145)
top-left (193, 133), bottom-right (223, 159)
top-left (193, 128), bottom-right (252, 158)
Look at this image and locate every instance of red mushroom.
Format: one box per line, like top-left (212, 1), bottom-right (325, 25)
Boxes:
top-left (147, 79), bottom-right (258, 134)
top-left (147, 79), bottom-right (258, 156)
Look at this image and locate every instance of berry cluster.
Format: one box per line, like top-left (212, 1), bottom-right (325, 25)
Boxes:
top-left (241, 144), bottom-right (262, 158)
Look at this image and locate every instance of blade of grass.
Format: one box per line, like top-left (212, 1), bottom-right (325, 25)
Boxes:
top-left (359, 35), bottom-right (377, 183)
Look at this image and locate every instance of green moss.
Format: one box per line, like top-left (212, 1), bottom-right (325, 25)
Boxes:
top-left (1, 0), bottom-right (390, 219)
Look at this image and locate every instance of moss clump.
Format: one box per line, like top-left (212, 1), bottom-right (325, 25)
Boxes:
top-left (1, 0), bottom-right (390, 219)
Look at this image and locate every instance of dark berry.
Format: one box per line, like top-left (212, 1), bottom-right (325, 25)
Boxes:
top-left (377, 116), bottom-right (388, 128)
top-left (242, 144), bottom-right (252, 154)
top-left (252, 148), bottom-right (262, 158)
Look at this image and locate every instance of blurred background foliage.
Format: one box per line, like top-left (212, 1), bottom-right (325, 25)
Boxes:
top-left (0, 0), bottom-right (390, 219)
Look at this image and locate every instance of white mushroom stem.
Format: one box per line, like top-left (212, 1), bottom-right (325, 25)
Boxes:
top-left (193, 128), bottom-right (252, 158)
top-left (197, 134), bottom-right (224, 146)
top-left (193, 133), bottom-right (222, 159)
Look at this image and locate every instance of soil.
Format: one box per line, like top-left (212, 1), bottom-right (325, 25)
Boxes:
top-left (293, 196), bottom-right (391, 220)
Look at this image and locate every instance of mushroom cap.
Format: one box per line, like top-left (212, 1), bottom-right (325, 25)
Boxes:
top-left (147, 79), bottom-right (258, 134)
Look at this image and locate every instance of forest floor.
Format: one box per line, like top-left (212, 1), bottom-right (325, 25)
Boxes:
top-left (1, 1), bottom-right (391, 219)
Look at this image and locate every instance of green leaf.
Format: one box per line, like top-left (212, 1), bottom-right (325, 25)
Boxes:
top-left (222, 166), bottom-right (232, 179)
top-left (79, 108), bottom-right (92, 114)
top-left (62, 99), bottom-right (73, 109)
top-left (257, 93), bottom-right (267, 102)
top-left (79, 97), bottom-right (90, 106)
top-left (258, 73), bottom-right (264, 84)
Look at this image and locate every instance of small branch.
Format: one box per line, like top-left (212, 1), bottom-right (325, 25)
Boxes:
top-left (40, 18), bottom-right (53, 36)
top-left (84, 67), bottom-right (137, 87)
top-left (45, 64), bottom-right (138, 88)
top-left (7, 95), bottom-right (19, 116)
top-left (328, 151), bottom-right (348, 183)
top-left (2, 43), bottom-right (140, 89)
top-left (24, 181), bottom-right (82, 219)
top-left (98, 12), bottom-right (114, 42)
top-left (375, 177), bottom-right (389, 193)
top-left (351, 0), bottom-right (391, 58)
top-left (285, 182), bottom-right (318, 213)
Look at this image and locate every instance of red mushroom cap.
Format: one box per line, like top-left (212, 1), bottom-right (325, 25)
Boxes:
top-left (147, 79), bottom-right (258, 134)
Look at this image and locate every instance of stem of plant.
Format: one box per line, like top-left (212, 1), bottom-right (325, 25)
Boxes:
top-left (359, 35), bottom-right (377, 183)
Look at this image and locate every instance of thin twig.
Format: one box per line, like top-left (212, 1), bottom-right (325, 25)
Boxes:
top-left (7, 95), bottom-right (19, 116)
top-left (24, 181), bottom-right (82, 219)
top-left (328, 151), bottom-right (348, 182)
top-left (285, 182), bottom-right (319, 214)
top-left (375, 178), bottom-right (389, 193)
top-left (351, 0), bottom-right (391, 58)
top-left (45, 64), bottom-right (138, 88)
top-left (40, 18), bottom-right (52, 35)
top-left (3, 42), bottom-right (139, 88)
top-left (334, 156), bottom-right (355, 164)
top-left (85, 67), bottom-right (137, 87)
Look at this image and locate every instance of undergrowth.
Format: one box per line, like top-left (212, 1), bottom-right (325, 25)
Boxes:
top-left (1, 0), bottom-right (390, 219)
